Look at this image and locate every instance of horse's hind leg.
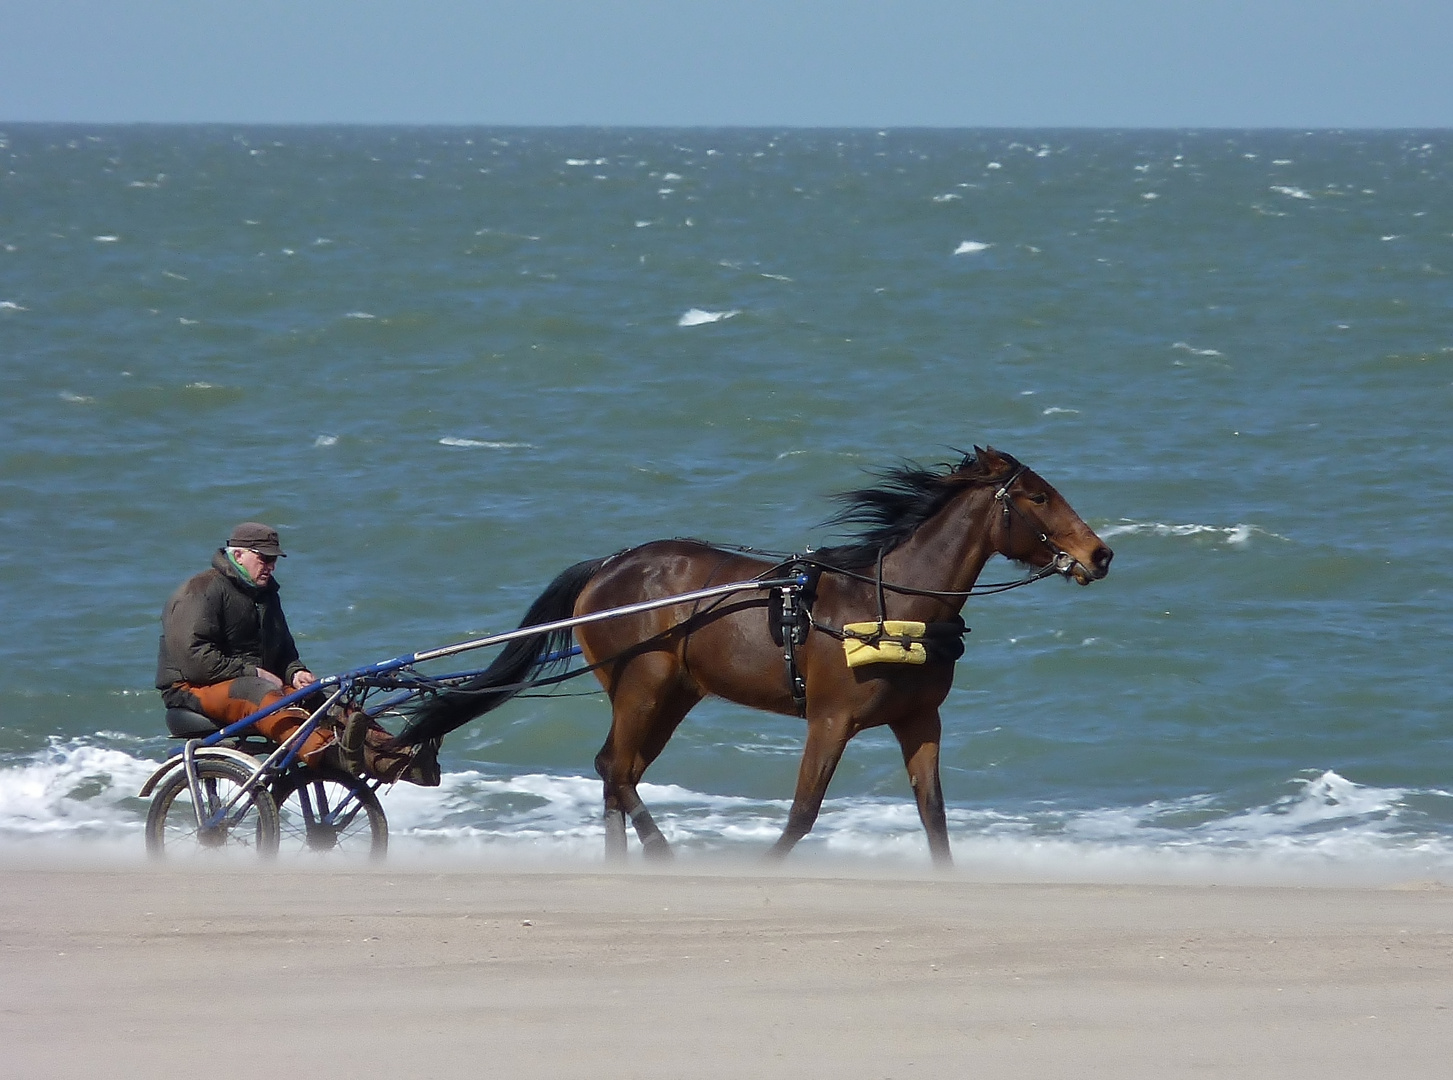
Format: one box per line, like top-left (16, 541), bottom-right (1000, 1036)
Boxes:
top-left (594, 668), bottom-right (701, 863)
top-left (891, 711), bottom-right (952, 868)
top-left (600, 782), bottom-right (628, 860)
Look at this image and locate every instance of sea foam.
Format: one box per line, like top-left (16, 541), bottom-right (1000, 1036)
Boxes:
top-left (678, 308), bottom-right (739, 327)
top-left (439, 437), bottom-right (534, 449)
top-left (1099, 520), bottom-right (1282, 545)
top-left (4, 746), bottom-right (1448, 884)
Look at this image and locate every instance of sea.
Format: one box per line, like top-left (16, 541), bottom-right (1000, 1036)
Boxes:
top-left (2, 125), bottom-right (1450, 882)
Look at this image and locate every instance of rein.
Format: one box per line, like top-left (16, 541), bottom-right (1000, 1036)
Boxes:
top-left (448, 462), bottom-right (1082, 713)
top-left (700, 464), bottom-right (1081, 603)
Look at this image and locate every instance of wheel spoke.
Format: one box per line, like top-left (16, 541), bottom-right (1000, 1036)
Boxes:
top-left (271, 769), bottom-right (388, 860)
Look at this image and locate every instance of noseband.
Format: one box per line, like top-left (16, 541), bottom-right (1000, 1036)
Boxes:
top-left (992, 465), bottom-right (1079, 578)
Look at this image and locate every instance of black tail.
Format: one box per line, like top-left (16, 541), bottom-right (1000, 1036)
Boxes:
top-left (393, 556), bottom-right (610, 746)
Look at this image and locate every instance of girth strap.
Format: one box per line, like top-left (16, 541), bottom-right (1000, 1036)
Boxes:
top-left (768, 562), bottom-right (819, 716)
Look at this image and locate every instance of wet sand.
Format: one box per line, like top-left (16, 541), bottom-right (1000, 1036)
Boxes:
top-left (3, 863), bottom-right (1451, 1078)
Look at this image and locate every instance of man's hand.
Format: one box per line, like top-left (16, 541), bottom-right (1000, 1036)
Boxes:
top-left (256, 667), bottom-right (284, 689)
top-left (292, 669), bottom-right (317, 689)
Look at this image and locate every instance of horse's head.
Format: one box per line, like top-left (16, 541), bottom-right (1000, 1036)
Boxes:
top-left (973, 446), bottom-right (1113, 585)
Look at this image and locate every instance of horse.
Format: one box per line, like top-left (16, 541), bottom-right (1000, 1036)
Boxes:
top-left (397, 446), bottom-right (1112, 866)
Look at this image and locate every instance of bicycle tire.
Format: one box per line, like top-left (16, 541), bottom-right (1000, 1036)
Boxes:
top-left (271, 768), bottom-right (388, 860)
top-left (145, 756), bottom-right (281, 858)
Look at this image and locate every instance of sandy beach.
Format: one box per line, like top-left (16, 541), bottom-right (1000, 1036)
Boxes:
top-left (1, 862), bottom-right (1449, 1079)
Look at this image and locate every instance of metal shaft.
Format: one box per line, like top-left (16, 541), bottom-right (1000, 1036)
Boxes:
top-left (410, 575), bottom-right (801, 664)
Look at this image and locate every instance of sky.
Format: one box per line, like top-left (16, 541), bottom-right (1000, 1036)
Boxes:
top-left (3, 1), bottom-right (1451, 128)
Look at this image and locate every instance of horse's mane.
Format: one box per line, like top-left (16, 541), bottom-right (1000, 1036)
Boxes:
top-left (811, 450), bottom-right (1014, 570)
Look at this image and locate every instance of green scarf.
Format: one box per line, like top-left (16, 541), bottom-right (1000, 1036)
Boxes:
top-left (225, 549), bottom-right (257, 587)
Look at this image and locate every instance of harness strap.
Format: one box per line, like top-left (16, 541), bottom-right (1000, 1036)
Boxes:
top-left (769, 562), bottom-right (817, 716)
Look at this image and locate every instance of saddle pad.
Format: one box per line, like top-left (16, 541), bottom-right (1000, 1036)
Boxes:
top-left (841, 620), bottom-right (929, 668)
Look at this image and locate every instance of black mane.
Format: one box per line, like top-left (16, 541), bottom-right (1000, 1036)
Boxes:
top-left (811, 451), bottom-right (1014, 570)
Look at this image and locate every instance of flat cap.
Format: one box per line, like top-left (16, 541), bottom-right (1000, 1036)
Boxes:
top-left (227, 522), bottom-right (286, 557)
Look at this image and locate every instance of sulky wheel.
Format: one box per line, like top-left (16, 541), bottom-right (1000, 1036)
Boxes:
top-left (145, 756), bottom-right (281, 858)
top-left (270, 768), bottom-right (388, 860)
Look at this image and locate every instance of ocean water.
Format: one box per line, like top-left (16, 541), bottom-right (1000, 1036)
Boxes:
top-left (2, 125), bottom-right (1451, 881)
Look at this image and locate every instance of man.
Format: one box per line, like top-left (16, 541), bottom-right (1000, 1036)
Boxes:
top-left (156, 522), bottom-right (437, 784)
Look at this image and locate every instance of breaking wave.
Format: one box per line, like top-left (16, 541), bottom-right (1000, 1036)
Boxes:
top-left (3, 744), bottom-right (1448, 883)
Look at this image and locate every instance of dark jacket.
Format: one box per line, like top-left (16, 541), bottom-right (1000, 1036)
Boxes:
top-left (155, 550), bottom-right (307, 702)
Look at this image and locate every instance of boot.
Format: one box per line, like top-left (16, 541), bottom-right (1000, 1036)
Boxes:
top-left (360, 736), bottom-right (414, 784)
top-left (339, 711), bottom-right (370, 777)
top-left (311, 741), bottom-right (355, 777)
top-left (399, 738), bottom-right (442, 787)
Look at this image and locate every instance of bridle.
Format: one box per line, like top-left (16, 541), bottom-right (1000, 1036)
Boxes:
top-left (991, 464), bottom-right (1080, 580)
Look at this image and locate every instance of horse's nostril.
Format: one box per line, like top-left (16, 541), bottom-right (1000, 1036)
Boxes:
top-left (1093, 546), bottom-right (1114, 572)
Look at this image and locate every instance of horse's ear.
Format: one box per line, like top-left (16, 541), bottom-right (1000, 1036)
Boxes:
top-left (977, 445), bottom-right (1005, 469)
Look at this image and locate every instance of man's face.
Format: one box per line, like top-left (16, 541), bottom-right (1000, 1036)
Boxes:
top-left (235, 548), bottom-right (278, 585)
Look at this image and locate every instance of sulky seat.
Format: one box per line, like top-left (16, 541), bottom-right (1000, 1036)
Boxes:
top-left (164, 708), bottom-right (222, 738)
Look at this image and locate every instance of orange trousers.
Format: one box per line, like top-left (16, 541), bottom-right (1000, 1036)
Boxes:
top-left (173, 677), bottom-right (335, 765)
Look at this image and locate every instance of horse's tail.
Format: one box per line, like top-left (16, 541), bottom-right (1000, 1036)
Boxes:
top-left (392, 556), bottom-right (611, 746)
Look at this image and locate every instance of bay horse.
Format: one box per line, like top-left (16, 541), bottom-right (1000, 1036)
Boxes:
top-left (398, 446), bottom-right (1112, 866)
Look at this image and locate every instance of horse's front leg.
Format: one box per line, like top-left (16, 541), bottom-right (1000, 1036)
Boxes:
top-left (768, 714), bottom-right (853, 861)
top-left (891, 710), bottom-right (952, 868)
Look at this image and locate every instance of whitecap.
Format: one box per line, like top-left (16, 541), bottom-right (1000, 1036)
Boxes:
top-left (177, 317), bottom-right (198, 325)
top-left (678, 308), bottom-right (739, 327)
top-left (59, 391), bottom-right (94, 403)
top-left (986, 161), bottom-right (1002, 170)
top-left (93, 235), bottom-right (119, 243)
top-left (343, 311), bottom-right (376, 320)
top-left (1141, 192), bottom-right (1159, 200)
top-left (1172, 341), bottom-right (1223, 356)
top-left (759, 272), bottom-right (793, 282)
top-left (0, 300), bottom-right (27, 310)
top-left (1098, 520), bottom-right (1287, 544)
top-left (634, 220), bottom-right (653, 228)
top-left (438, 437), bottom-right (535, 449)
top-left (160, 270), bottom-right (187, 281)
top-left (931, 193), bottom-right (961, 203)
top-left (185, 382), bottom-right (216, 389)
top-left (953, 240), bottom-right (990, 255)
top-left (1041, 406), bottom-right (1079, 415)
top-left (1270, 185), bottom-right (1312, 200)
top-left (314, 434), bottom-right (338, 448)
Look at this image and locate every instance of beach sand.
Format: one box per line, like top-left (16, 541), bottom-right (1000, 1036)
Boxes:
top-left (3, 862), bottom-right (1450, 1079)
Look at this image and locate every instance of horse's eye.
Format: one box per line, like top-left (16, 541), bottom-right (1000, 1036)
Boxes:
top-left (1028, 492), bottom-right (1048, 505)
